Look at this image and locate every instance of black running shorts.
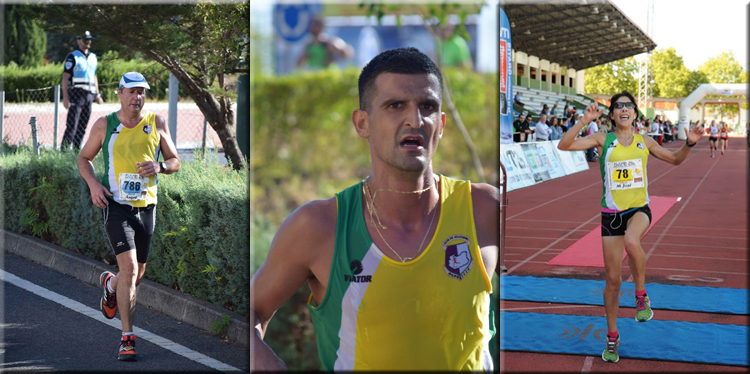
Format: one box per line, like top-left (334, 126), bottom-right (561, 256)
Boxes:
top-left (601, 205), bottom-right (652, 237)
top-left (102, 200), bottom-right (155, 263)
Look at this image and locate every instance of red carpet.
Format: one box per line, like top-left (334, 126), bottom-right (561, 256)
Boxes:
top-left (547, 196), bottom-right (679, 267)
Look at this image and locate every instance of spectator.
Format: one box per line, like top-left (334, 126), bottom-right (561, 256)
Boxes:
top-left (519, 115), bottom-right (533, 142)
top-left (586, 116), bottom-right (599, 161)
top-left (540, 104), bottom-right (549, 116)
top-left (663, 120), bottom-right (673, 142)
top-left (514, 92), bottom-right (525, 107)
top-left (550, 104), bottom-right (558, 116)
top-left (513, 113), bottom-right (525, 142)
top-left (535, 114), bottom-right (550, 141)
top-left (297, 16), bottom-right (354, 70)
top-left (549, 118), bottom-right (562, 140)
top-left (439, 23), bottom-right (473, 69)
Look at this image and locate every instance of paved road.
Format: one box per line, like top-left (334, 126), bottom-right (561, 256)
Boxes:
top-left (1, 252), bottom-right (249, 372)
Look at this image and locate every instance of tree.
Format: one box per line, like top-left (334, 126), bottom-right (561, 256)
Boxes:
top-left (583, 57), bottom-right (638, 96)
top-left (3, 5), bottom-right (47, 67)
top-left (650, 48), bottom-right (703, 98)
top-left (698, 51), bottom-right (744, 84)
top-left (38, 3), bottom-right (249, 170)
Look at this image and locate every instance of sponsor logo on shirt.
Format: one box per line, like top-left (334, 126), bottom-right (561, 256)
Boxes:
top-left (143, 125), bottom-right (152, 134)
top-left (344, 259), bottom-right (372, 283)
top-left (636, 142), bottom-right (645, 150)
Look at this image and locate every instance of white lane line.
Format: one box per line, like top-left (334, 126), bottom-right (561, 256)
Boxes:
top-left (506, 214), bottom-right (600, 273)
top-left (501, 305), bottom-right (598, 312)
top-left (0, 270), bottom-right (241, 372)
top-left (581, 356), bottom-right (594, 372)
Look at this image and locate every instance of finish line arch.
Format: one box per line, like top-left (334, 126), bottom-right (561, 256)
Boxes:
top-left (677, 83), bottom-right (746, 139)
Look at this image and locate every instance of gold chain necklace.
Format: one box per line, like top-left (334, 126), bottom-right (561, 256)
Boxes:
top-left (362, 177), bottom-right (438, 262)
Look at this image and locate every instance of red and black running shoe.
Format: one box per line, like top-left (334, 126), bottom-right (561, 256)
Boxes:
top-left (118, 334), bottom-right (137, 361)
top-left (99, 271), bottom-right (118, 319)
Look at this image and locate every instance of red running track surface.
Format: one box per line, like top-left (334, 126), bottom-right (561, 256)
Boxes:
top-left (499, 137), bottom-right (748, 372)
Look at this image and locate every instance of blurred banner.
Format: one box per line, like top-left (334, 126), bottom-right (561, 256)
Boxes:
top-left (499, 6), bottom-right (513, 144)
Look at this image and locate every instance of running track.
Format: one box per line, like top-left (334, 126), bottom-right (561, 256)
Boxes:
top-left (500, 136), bottom-right (748, 372)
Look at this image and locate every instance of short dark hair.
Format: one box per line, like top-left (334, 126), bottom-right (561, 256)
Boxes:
top-left (608, 91), bottom-right (639, 125)
top-left (358, 47), bottom-right (443, 111)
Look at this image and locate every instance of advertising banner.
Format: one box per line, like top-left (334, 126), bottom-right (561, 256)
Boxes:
top-left (501, 143), bottom-right (535, 191)
top-left (499, 7), bottom-right (513, 144)
top-left (520, 143), bottom-right (551, 183)
top-left (535, 141), bottom-right (566, 180)
top-left (551, 140), bottom-right (590, 175)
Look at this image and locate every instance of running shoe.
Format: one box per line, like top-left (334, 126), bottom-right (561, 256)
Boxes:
top-left (99, 271), bottom-right (118, 319)
top-left (118, 334), bottom-right (137, 361)
top-left (635, 295), bottom-right (653, 322)
top-left (601, 334), bottom-right (620, 363)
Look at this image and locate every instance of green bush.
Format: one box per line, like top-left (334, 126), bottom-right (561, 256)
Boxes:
top-left (251, 67), bottom-right (498, 225)
top-left (1, 58), bottom-right (179, 103)
top-left (1, 147), bottom-right (249, 315)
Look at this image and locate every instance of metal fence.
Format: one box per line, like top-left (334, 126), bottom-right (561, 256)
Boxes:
top-left (1, 82), bottom-right (226, 154)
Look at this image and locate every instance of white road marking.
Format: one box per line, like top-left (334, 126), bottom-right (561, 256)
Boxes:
top-left (0, 270), bottom-right (241, 372)
top-left (581, 356), bottom-right (594, 372)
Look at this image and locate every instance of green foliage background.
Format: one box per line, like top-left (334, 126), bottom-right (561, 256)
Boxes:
top-left (1, 147), bottom-right (249, 316)
top-left (3, 5), bottom-right (47, 67)
top-left (251, 68), bottom-right (499, 369)
top-left (0, 57), bottom-right (176, 103)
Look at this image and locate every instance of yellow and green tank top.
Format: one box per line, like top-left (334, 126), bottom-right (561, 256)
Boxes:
top-left (100, 111), bottom-right (160, 207)
top-left (308, 175), bottom-right (495, 370)
top-left (600, 132), bottom-right (649, 211)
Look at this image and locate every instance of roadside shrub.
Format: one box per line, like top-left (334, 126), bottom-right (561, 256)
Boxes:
top-left (1, 147), bottom-right (249, 315)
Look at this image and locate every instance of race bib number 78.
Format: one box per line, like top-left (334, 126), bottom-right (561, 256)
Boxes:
top-left (607, 159), bottom-right (644, 190)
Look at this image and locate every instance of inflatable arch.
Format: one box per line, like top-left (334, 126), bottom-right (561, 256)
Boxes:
top-left (677, 84), bottom-right (746, 139)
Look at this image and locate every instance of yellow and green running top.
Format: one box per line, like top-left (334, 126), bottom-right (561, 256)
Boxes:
top-left (100, 111), bottom-right (160, 207)
top-left (599, 132), bottom-right (650, 211)
top-left (308, 175), bottom-right (494, 370)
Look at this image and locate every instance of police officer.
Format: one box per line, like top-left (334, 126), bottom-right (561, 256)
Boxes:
top-left (62, 31), bottom-right (103, 151)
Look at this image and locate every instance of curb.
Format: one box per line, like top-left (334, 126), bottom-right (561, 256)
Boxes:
top-left (1, 229), bottom-right (249, 347)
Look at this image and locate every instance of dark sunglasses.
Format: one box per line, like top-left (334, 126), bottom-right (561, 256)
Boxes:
top-left (613, 102), bottom-right (636, 109)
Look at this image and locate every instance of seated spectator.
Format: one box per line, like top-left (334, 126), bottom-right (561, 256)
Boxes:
top-left (550, 104), bottom-right (558, 116)
top-left (514, 92), bottom-right (525, 107)
top-left (535, 114), bottom-right (550, 141)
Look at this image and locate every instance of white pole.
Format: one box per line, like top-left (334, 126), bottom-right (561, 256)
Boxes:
top-left (168, 73), bottom-right (179, 148)
top-left (54, 85), bottom-right (60, 149)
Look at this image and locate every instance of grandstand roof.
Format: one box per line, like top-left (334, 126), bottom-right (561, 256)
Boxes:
top-left (503, 0), bottom-right (657, 70)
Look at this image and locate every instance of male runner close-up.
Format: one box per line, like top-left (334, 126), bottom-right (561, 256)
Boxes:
top-left (250, 47), bottom-right (500, 370)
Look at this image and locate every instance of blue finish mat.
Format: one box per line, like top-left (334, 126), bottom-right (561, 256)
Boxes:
top-left (502, 312), bottom-right (749, 366)
top-left (501, 275), bottom-right (749, 315)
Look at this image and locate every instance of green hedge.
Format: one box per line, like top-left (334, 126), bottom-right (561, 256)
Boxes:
top-left (250, 68), bottom-right (499, 369)
top-left (1, 147), bottom-right (249, 316)
top-left (1, 57), bottom-right (175, 102)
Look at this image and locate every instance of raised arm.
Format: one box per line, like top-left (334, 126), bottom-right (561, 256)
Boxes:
top-left (557, 102), bottom-right (606, 151)
top-left (250, 198), bottom-right (336, 371)
top-left (644, 125), bottom-right (702, 165)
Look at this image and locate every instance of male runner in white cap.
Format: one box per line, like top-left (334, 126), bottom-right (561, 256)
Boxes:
top-left (78, 72), bottom-right (181, 361)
